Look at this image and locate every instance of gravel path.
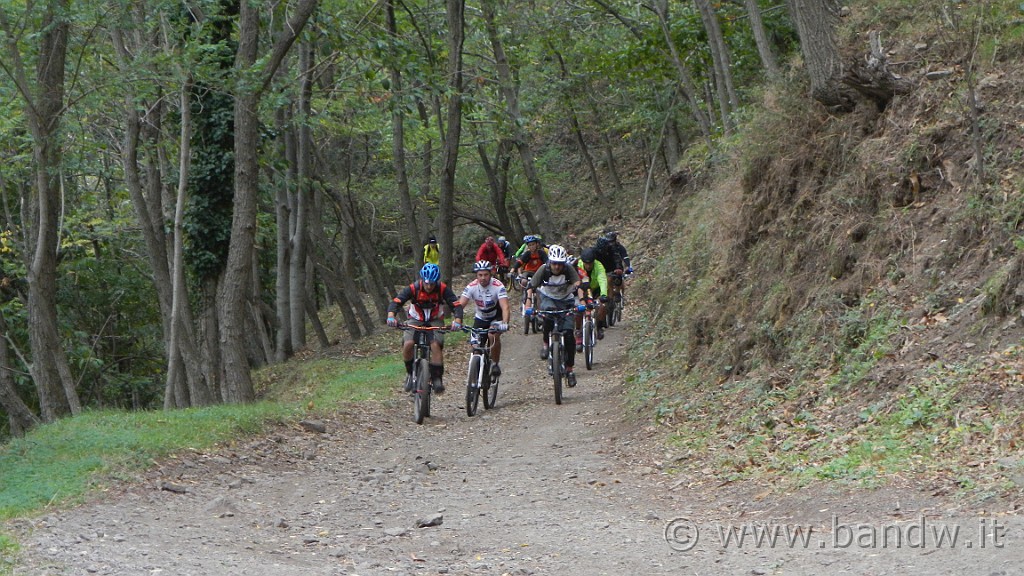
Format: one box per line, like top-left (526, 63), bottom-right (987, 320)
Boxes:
top-left (7, 315), bottom-right (1024, 575)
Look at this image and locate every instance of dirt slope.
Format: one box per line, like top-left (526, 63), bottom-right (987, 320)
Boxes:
top-left (7, 313), bottom-right (1024, 575)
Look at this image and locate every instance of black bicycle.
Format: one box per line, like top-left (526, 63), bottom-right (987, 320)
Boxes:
top-left (396, 324), bottom-right (449, 424)
top-left (606, 271), bottom-right (629, 327)
top-left (463, 325), bottom-right (504, 416)
top-left (534, 308), bottom-right (576, 405)
top-left (515, 274), bottom-right (541, 334)
top-left (581, 305), bottom-right (596, 370)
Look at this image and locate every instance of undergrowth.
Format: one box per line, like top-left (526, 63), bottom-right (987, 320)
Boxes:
top-left (627, 0), bottom-right (1024, 501)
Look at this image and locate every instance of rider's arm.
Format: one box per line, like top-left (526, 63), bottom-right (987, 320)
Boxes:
top-left (594, 260), bottom-right (609, 296)
top-left (499, 295), bottom-right (511, 322)
top-left (444, 286), bottom-right (464, 321)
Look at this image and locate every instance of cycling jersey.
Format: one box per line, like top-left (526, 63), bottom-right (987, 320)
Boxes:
top-left (388, 280), bottom-right (462, 322)
top-left (460, 278), bottom-right (509, 322)
top-left (515, 249), bottom-right (547, 274)
top-left (577, 259), bottom-right (608, 298)
top-left (476, 242), bottom-right (508, 267)
top-left (529, 262), bottom-right (581, 303)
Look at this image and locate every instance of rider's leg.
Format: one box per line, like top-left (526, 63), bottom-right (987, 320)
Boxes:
top-left (429, 337), bottom-right (445, 392)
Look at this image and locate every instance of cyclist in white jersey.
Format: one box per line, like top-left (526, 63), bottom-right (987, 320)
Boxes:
top-left (455, 260), bottom-right (511, 376)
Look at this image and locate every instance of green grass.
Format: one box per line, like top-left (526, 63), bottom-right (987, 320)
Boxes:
top-left (0, 347), bottom-right (407, 574)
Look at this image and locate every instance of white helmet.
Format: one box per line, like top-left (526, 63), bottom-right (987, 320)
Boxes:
top-left (547, 244), bottom-right (568, 263)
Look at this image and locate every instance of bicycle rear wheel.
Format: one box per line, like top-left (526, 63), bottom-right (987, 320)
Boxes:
top-left (551, 337), bottom-right (563, 405)
top-left (413, 360), bottom-right (430, 424)
top-left (466, 356), bottom-right (482, 417)
top-left (583, 319), bottom-right (595, 370)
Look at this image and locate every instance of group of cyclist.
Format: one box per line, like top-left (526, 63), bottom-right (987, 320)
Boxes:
top-left (388, 229), bottom-right (632, 396)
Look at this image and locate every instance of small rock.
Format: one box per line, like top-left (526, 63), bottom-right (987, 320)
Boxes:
top-left (160, 481), bottom-right (188, 494)
top-left (384, 527), bottom-right (409, 537)
top-left (416, 514), bottom-right (444, 528)
top-left (925, 70), bottom-right (954, 81)
top-left (299, 420), bottom-right (327, 434)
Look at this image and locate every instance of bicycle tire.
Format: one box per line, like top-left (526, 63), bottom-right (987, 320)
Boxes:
top-left (466, 355), bottom-right (482, 417)
top-left (612, 297), bottom-right (623, 325)
top-left (606, 298), bottom-right (617, 327)
top-left (413, 360), bottom-right (429, 424)
top-left (583, 319), bottom-right (595, 370)
top-left (484, 373), bottom-right (498, 409)
top-left (551, 337), bottom-right (563, 405)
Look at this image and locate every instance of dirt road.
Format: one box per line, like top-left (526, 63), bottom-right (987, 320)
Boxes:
top-left (8, 315), bottom-right (1024, 575)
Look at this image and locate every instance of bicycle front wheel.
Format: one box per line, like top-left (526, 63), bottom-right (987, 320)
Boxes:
top-left (466, 355), bottom-right (482, 417)
top-left (413, 360), bottom-right (430, 424)
top-left (583, 319), bottom-right (595, 370)
top-left (551, 337), bottom-right (563, 405)
top-left (484, 372), bottom-right (498, 409)
top-left (606, 297), bottom-right (617, 327)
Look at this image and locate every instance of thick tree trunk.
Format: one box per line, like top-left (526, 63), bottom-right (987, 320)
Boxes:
top-left (6, 0), bottom-right (81, 421)
top-left (219, 0), bottom-right (317, 403)
top-left (786, 0), bottom-right (855, 110)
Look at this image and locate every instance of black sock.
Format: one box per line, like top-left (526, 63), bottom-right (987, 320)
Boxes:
top-left (405, 360), bottom-right (413, 375)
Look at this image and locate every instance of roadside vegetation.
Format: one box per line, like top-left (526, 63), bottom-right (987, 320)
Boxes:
top-left (626, 0), bottom-right (1024, 500)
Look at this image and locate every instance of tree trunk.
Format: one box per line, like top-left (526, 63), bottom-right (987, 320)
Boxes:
top-left (786, 0), bottom-right (855, 110)
top-left (477, 140), bottom-right (514, 236)
top-left (219, 0), bottom-right (317, 403)
top-left (3, 0), bottom-right (81, 422)
top-left (481, 0), bottom-right (555, 238)
top-left (289, 40), bottom-right (314, 353)
top-left (111, 21), bottom-right (212, 408)
top-left (0, 312), bottom-right (40, 435)
top-left (274, 106), bottom-right (293, 362)
top-left (165, 80), bottom-right (194, 409)
top-left (694, 0), bottom-right (737, 132)
top-left (650, 0), bottom-right (714, 145)
top-left (744, 0), bottom-right (781, 78)
top-left (438, 0), bottom-right (466, 281)
top-left (387, 0), bottom-right (422, 258)
top-left (553, 50), bottom-right (607, 210)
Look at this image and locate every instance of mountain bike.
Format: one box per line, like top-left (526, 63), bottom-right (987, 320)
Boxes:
top-left (606, 271), bottom-right (629, 326)
top-left (396, 324), bottom-right (449, 424)
top-left (515, 274), bottom-right (541, 334)
top-left (581, 305), bottom-right (596, 370)
top-left (463, 325), bottom-right (505, 416)
top-left (534, 308), bottom-right (576, 405)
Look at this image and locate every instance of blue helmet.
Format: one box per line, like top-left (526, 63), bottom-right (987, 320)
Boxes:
top-left (524, 234), bottom-right (539, 244)
top-left (420, 263), bottom-right (440, 283)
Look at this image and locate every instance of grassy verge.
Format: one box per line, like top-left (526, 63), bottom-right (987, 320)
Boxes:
top-left (0, 345), bottom-right (404, 574)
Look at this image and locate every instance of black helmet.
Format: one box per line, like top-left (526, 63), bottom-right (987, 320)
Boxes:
top-left (581, 248), bottom-right (596, 263)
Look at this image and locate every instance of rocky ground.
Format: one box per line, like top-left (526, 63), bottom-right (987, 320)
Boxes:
top-left (7, 313), bottom-right (1024, 575)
